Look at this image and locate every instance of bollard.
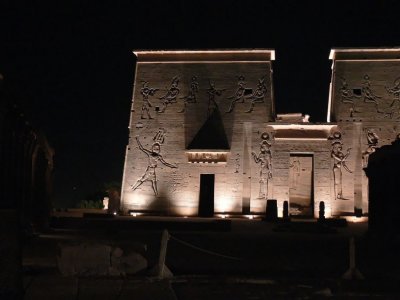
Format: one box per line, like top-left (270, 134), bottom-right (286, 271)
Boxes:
top-left (149, 229), bottom-right (173, 279)
top-left (318, 201), bottom-right (325, 222)
top-left (283, 201), bottom-right (289, 221)
top-left (342, 236), bottom-right (364, 280)
top-left (265, 199), bottom-right (278, 221)
top-left (355, 207), bottom-right (363, 218)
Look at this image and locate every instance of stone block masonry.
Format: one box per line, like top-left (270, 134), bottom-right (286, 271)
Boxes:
top-left (121, 48), bottom-right (400, 218)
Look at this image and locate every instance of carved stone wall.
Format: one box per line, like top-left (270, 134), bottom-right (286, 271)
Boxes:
top-left (329, 50), bottom-right (400, 216)
top-left (122, 48), bottom-right (400, 218)
top-left (332, 61), bottom-right (400, 122)
top-left (121, 51), bottom-right (274, 215)
top-left (268, 128), bottom-right (332, 217)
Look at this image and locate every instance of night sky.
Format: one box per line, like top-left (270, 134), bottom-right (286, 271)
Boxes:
top-left (1, 1), bottom-right (399, 207)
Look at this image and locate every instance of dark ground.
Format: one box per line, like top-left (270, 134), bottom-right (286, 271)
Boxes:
top-left (20, 216), bottom-right (400, 299)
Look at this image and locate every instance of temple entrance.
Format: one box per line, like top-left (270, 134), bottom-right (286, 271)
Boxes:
top-left (198, 174), bottom-right (215, 217)
top-left (289, 154), bottom-right (314, 217)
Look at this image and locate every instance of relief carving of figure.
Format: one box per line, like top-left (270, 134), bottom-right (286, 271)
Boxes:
top-left (385, 77), bottom-right (400, 119)
top-left (331, 133), bottom-right (352, 200)
top-left (158, 76), bottom-right (180, 113)
top-left (339, 77), bottom-right (361, 116)
top-left (362, 129), bottom-right (379, 167)
top-left (289, 158), bottom-right (301, 189)
top-left (245, 76), bottom-right (268, 113)
top-left (252, 133), bottom-right (272, 199)
top-left (226, 76), bottom-right (246, 113)
top-left (140, 81), bottom-right (158, 119)
top-left (131, 130), bottom-right (177, 195)
top-left (386, 76), bottom-right (400, 108)
top-left (207, 80), bottom-right (225, 116)
top-left (340, 75), bottom-right (389, 118)
top-left (362, 75), bottom-right (382, 105)
top-left (179, 76), bottom-right (199, 113)
top-left (361, 75), bottom-right (394, 118)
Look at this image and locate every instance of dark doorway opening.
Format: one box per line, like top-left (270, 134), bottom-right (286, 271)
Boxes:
top-left (199, 174), bottom-right (215, 217)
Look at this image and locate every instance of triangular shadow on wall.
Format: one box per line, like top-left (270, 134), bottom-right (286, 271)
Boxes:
top-left (186, 108), bottom-right (230, 150)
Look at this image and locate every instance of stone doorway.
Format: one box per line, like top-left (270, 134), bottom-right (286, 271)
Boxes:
top-left (198, 174), bottom-right (215, 217)
top-left (289, 154), bottom-right (314, 217)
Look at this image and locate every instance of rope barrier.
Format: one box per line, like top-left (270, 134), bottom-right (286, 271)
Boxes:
top-left (169, 235), bottom-right (242, 261)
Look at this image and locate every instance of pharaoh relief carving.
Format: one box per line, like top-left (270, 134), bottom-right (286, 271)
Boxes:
top-left (252, 132), bottom-right (272, 199)
top-left (226, 76), bottom-right (268, 113)
top-left (361, 75), bottom-right (382, 105)
top-left (339, 77), bottom-right (361, 116)
top-left (140, 81), bottom-right (158, 119)
top-left (245, 76), bottom-right (268, 113)
top-left (386, 77), bottom-right (400, 118)
top-left (226, 76), bottom-right (246, 113)
top-left (339, 75), bottom-right (389, 118)
top-left (386, 77), bottom-right (400, 106)
top-left (131, 129), bottom-right (177, 196)
top-left (158, 76), bottom-right (180, 113)
top-left (289, 157), bottom-right (301, 189)
top-left (206, 80), bottom-right (225, 116)
top-left (337, 74), bottom-right (400, 118)
top-left (179, 76), bottom-right (199, 113)
top-left (362, 129), bottom-right (379, 168)
top-left (330, 132), bottom-right (352, 200)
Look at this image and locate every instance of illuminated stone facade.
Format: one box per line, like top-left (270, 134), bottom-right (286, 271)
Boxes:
top-left (328, 48), bottom-right (400, 216)
top-left (121, 49), bottom-right (400, 218)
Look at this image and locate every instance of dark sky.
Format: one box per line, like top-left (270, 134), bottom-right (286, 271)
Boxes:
top-left (1, 0), bottom-right (399, 207)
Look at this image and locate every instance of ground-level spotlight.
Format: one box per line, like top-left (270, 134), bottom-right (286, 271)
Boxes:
top-left (345, 216), bottom-right (368, 223)
top-left (130, 212), bottom-right (141, 217)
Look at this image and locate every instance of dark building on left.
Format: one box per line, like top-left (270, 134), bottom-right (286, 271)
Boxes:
top-left (0, 74), bottom-right (54, 298)
top-left (0, 74), bottom-right (54, 228)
